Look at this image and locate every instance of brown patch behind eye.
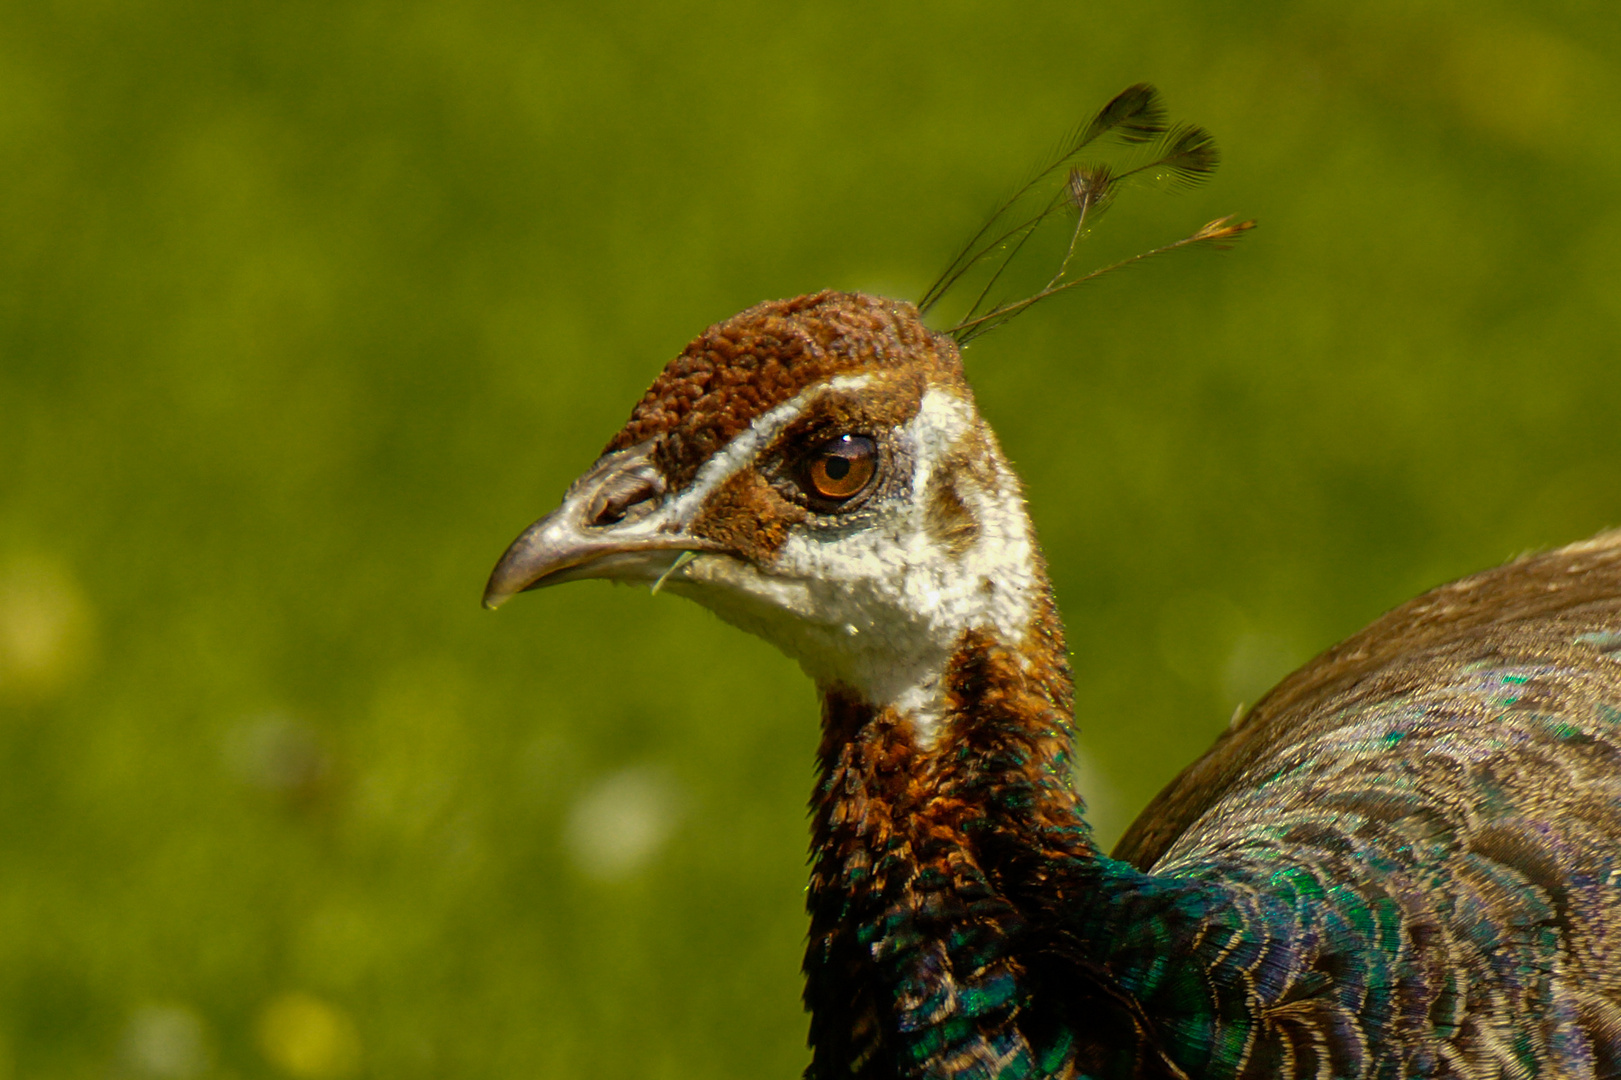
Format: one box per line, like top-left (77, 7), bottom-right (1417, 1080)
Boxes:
top-left (921, 423), bottom-right (1003, 559)
top-left (924, 475), bottom-right (980, 557)
top-left (688, 470), bottom-right (808, 562)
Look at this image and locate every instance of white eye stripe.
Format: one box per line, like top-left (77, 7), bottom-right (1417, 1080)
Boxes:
top-left (824, 374), bottom-right (876, 393)
top-left (664, 374), bottom-right (876, 520)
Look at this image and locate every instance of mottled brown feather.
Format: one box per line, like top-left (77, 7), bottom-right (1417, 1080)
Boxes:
top-left (606, 292), bottom-right (960, 489)
top-left (1116, 530), bottom-right (1621, 869)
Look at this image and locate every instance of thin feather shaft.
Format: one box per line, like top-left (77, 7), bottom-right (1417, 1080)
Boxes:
top-left (961, 193), bottom-right (1068, 323)
top-left (920, 85), bottom-right (1169, 314)
top-left (952, 217), bottom-right (1255, 342)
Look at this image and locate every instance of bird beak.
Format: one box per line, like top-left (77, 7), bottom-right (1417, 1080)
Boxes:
top-left (482, 441), bottom-right (713, 610)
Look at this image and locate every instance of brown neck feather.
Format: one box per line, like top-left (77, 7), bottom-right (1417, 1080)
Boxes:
top-left (811, 585), bottom-right (1087, 857)
top-left (802, 585), bottom-right (1097, 1077)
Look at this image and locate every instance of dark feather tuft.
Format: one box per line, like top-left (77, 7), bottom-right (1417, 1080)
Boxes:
top-left (1149, 124), bottom-right (1220, 187)
top-left (920, 85), bottom-right (1249, 343)
top-left (1076, 83), bottom-right (1167, 148)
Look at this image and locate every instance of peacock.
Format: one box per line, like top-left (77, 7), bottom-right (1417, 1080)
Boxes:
top-left (483, 87), bottom-right (1621, 1079)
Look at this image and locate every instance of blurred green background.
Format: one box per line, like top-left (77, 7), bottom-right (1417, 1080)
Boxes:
top-left (4, 1), bottom-right (1620, 1076)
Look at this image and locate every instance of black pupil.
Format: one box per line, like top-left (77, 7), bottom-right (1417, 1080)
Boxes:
top-left (824, 456), bottom-right (851, 480)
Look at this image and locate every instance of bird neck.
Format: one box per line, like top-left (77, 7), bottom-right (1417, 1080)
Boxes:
top-left (803, 585), bottom-right (1107, 1077)
top-left (811, 582), bottom-right (1092, 863)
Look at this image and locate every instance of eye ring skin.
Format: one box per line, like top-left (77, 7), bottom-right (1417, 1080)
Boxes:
top-left (802, 434), bottom-right (878, 503)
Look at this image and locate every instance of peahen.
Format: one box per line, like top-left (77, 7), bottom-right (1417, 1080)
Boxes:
top-left (483, 87), bottom-right (1621, 1079)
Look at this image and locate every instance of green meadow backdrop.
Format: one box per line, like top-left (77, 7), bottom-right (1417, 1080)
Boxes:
top-left (4, 1), bottom-right (1619, 1076)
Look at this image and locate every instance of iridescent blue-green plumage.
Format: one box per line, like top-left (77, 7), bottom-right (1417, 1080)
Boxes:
top-left (806, 536), bottom-right (1621, 1080)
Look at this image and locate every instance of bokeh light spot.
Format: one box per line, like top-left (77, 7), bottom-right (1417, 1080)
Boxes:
top-left (565, 765), bottom-right (686, 880)
top-left (1222, 630), bottom-right (1304, 708)
top-left (120, 1005), bottom-right (210, 1079)
top-left (223, 712), bottom-right (335, 807)
top-left (256, 992), bottom-right (360, 1079)
top-left (1444, 23), bottom-right (1592, 148)
top-left (0, 555), bottom-right (93, 703)
top-left (1070, 750), bottom-right (1123, 850)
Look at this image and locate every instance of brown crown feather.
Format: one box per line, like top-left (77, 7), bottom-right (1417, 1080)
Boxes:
top-left (605, 292), bottom-right (961, 490)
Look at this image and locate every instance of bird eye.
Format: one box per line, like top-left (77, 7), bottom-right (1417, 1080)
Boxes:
top-left (803, 434), bottom-right (877, 502)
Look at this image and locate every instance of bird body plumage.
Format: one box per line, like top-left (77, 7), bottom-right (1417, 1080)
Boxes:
top-left (794, 485), bottom-right (1621, 1079)
top-left (485, 184), bottom-right (1621, 1080)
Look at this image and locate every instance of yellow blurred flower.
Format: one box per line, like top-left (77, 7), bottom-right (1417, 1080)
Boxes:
top-left (0, 554), bottom-right (93, 703)
top-left (255, 993), bottom-right (360, 1079)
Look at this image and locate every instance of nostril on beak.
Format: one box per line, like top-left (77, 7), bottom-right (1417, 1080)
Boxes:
top-left (589, 503), bottom-right (625, 527)
top-left (587, 464), bottom-right (666, 528)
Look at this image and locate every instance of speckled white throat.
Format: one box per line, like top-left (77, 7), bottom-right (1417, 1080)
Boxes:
top-left (661, 381), bottom-right (1042, 748)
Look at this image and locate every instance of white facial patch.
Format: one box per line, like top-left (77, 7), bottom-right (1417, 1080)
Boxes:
top-left (666, 384), bottom-right (1040, 749)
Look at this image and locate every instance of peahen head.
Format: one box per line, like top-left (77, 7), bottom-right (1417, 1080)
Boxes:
top-left (484, 84), bottom-right (1251, 753)
top-left (481, 89), bottom-right (1301, 1080)
top-left (483, 290), bottom-right (1044, 747)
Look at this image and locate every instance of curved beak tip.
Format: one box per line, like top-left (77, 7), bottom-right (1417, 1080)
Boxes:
top-left (481, 543), bottom-right (550, 611)
top-left (480, 532), bottom-right (547, 612)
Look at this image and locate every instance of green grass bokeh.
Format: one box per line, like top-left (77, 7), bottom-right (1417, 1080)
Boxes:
top-left (4, 2), bottom-right (1620, 1076)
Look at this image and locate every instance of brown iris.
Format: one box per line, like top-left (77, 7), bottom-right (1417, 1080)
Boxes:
top-left (804, 434), bottom-right (877, 502)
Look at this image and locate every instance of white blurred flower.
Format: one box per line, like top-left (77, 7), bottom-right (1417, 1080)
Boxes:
top-left (565, 765), bottom-right (686, 880)
top-left (120, 1004), bottom-right (210, 1079)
